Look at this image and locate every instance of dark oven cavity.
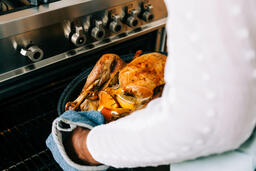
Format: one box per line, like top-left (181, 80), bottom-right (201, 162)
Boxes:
top-left (0, 32), bottom-right (168, 170)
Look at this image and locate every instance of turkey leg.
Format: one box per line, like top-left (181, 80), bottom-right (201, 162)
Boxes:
top-left (65, 54), bottom-right (126, 111)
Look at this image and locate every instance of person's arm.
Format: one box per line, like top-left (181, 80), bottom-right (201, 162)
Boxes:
top-left (72, 0), bottom-right (256, 168)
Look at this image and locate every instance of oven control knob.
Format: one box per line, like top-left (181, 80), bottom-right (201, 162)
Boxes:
top-left (91, 20), bottom-right (106, 40)
top-left (71, 25), bottom-right (87, 46)
top-left (142, 11), bottom-right (154, 22)
top-left (141, 4), bottom-right (154, 22)
top-left (63, 20), bottom-right (87, 46)
top-left (126, 9), bottom-right (138, 27)
top-left (109, 15), bottom-right (122, 33)
top-left (20, 45), bottom-right (44, 62)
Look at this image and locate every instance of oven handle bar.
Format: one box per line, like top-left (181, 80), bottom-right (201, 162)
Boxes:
top-left (0, 18), bottom-right (166, 84)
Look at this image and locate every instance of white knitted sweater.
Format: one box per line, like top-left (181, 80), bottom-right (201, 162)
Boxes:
top-left (87, 0), bottom-right (256, 168)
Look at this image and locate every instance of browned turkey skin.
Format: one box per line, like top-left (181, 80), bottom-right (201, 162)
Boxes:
top-left (65, 51), bottom-right (167, 122)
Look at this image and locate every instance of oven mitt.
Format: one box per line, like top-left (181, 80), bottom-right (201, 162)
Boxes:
top-left (171, 128), bottom-right (256, 171)
top-left (46, 110), bottom-right (109, 171)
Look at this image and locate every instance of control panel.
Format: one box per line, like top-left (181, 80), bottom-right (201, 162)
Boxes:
top-left (0, 0), bottom-right (167, 81)
top-left (63, 0), bottom-right (166, 47)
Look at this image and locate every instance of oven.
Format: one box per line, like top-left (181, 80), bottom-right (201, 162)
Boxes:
top-left (0, 0), bottom-right (168, 170)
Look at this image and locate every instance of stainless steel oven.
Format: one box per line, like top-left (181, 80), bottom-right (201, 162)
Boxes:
top-left (0, 0), bottom-right (167, 170)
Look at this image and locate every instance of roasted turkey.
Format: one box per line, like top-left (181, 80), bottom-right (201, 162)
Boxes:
top-left (65, 51), bottom-right (167, 122)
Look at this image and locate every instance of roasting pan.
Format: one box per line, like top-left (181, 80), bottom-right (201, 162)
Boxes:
top-left (57, 51), bottom-right (167, 115)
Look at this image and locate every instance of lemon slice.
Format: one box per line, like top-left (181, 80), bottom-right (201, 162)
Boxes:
top-left (116, 93), bottom-right (136, 110)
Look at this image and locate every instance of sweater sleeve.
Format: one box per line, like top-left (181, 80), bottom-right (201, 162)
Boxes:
top-left (87, 0), bottom-right (256, 168)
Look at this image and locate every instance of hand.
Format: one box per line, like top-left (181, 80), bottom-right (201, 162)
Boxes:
top-left (64, 127), bottom-right (100, 165)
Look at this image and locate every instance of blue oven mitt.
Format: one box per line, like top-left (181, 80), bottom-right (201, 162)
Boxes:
top-left (46, 110), bottom-right (109, 171)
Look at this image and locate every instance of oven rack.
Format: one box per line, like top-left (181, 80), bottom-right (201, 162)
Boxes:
top-left (0, 111), bottom-right (61, 171)
top-left (0, 110), bottom-right (169, 171)
top-left (5, 150), bottom-right (61, 171)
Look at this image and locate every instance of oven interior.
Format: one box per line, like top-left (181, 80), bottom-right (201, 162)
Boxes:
top-left (0, 31), bottom-right (169, 171)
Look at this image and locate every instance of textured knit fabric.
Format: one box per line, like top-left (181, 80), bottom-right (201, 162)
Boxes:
top-left (87, 0), bottom-right (256, 168)
top-left (171, 129), bottom-right (256, 171)
top-left (46, 110), bottom-right (108, 171)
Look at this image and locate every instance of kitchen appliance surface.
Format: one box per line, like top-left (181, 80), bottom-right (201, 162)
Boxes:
top-left (0, 0), bottom-right (168, 170)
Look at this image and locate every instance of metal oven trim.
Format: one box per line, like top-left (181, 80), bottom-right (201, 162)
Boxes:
top-left (0, 18), bottom-right (166, 84)
top-left (0, 0), bottom-right (136, 39)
